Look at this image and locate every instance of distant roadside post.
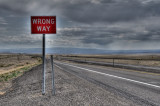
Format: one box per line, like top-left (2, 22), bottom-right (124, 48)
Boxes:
top-left (31, 16), bottom-right (56, 95)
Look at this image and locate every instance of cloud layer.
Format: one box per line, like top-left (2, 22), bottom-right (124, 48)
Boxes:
top-left (0, 0), bottom-right (160, 50)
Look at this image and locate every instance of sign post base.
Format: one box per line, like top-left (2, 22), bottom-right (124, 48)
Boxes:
top-left (51, 55), bottom-right (55, 95)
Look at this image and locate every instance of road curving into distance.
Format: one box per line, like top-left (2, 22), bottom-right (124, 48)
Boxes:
top-left (59, 59), bottom-right (160, 73)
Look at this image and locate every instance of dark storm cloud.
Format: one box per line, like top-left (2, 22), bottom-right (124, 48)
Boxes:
top-left (127, 30), bottom-right (160, 41)
top-left (61, 0), bottom-right (160, 23)
top-left (1, 0), bottom-right (160, 50)
top-left (0, 0), bottom-right (160, 23)
top-left (82, 35), bottom-right (113, 45)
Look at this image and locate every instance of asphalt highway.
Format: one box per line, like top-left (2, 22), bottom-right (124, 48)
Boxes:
top-left (55, 61), bottom-right (160, 106)
top-left (62, 59), bottom-right (160, 73)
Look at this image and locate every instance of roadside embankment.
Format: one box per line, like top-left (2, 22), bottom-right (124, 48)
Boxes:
top-left (0, 54), bottom-right (41, 95)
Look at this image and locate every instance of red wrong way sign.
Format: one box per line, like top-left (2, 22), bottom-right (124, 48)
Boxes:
top-left (31, 16), bottom-right (56, 34)
top-left (31, 16), bottom-right (57, 95)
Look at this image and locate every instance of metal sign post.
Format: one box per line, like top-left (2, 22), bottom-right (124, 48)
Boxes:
top-left (42, 34), bottom-right (46, 95)
top-left (31, 16), bottom-right (56, 95)
top-left (51, 55), bottom-right (55, 95)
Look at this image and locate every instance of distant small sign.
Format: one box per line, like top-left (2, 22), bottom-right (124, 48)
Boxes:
top-left (31, 16), bottom-right (56, 34)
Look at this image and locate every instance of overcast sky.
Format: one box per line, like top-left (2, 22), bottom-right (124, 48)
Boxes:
top-left (0, 0), bottom-right (160, 50)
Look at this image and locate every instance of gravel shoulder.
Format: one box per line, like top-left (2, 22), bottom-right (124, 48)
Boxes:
top-left (0, 60), bottom-right (138, 106)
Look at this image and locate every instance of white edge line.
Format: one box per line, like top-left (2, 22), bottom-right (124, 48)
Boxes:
top-left (55, 61), bottom-right (160, 89)
top-left (55, 64), bottom-right (63, 70)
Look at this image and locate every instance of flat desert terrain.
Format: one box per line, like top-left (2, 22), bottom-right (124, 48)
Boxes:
top-left (0, 54), bottom-right (41, 95)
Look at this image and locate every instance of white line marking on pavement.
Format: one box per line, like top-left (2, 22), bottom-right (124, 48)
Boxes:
top-left (55, 61), bottom-right (160, 89)
top-left (55, 64), bottom-right (63, 70)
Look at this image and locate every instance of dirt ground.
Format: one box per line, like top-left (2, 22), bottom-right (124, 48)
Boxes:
top-left (0, 54), bottom-right (41, 95)
top-left (0, 54), bottom-right (41, 75)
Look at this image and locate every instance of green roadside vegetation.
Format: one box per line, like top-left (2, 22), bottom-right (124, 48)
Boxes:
top-left (0, 54), bottom-right (42, 82)
top-left (0, 63), bottom-right (40, 82)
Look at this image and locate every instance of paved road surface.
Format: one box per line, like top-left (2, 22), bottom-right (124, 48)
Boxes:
top-left (63, 59), bottom-right (160, 73)
top-left (55, 61), bottom-right (160, 106)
